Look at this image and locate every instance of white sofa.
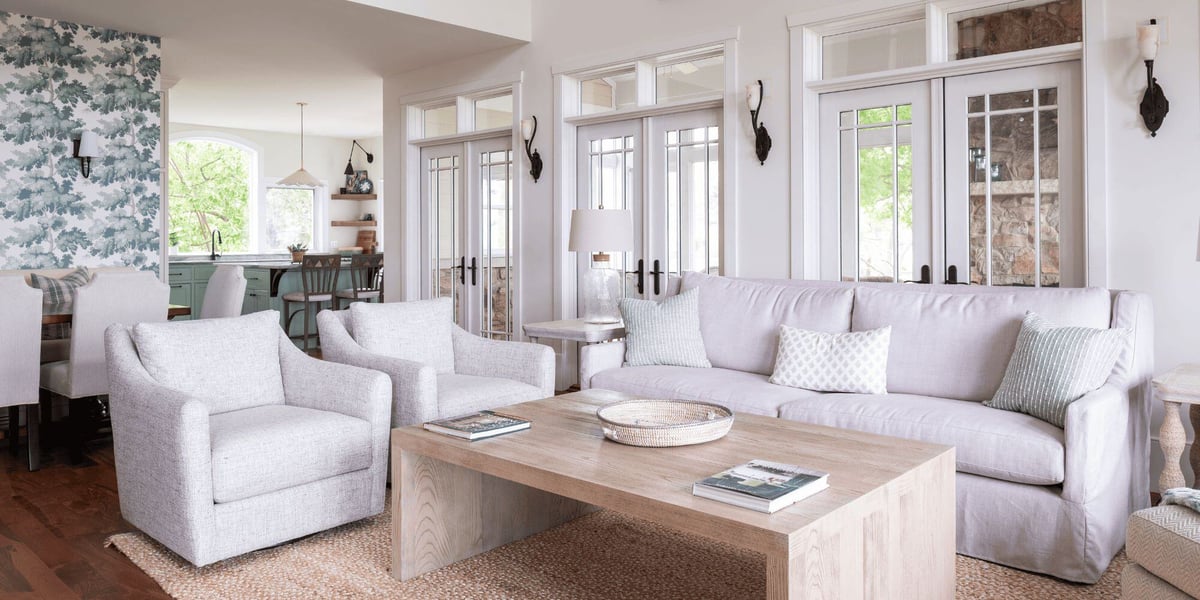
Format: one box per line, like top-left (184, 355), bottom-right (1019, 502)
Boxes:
top-left (579, 272), bottom-right (1154, 583)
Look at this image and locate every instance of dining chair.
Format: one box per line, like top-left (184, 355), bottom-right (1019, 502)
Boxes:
top-left (199, 265), bottom-right (247, 319)
top-left (40, 271), bottom-right (169, 462)
top-left (333, 253), bottom-right (383, 309)
top-left (282, 254), bottom-right (340, 351)
top-left (1, 276), bottom-right (44, 470)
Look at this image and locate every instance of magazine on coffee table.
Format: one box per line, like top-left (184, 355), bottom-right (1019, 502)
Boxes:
top-left (692, 459), bottom-right (829, 513)
top-left (423, 410), bottom-right (531, 441)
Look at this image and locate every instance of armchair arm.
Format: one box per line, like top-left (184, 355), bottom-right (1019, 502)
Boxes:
top-left (1062, 384), bottom-right (1129, 504)
top-left (316, 310), bottom-right (438, 427)
top-left (279, 334), bottom-right (391, 425)
top-left (104, 325), bottom-right (216, 565)
top-left (452, 326), bottom-right (554, 396)
top-left (579, 341), bottom-right (625, 389)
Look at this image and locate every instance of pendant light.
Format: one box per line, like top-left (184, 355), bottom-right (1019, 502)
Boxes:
top-left (278, 102), bottom-right (323, 187)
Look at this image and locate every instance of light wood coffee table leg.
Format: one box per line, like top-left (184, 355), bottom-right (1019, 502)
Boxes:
top-left (763, 452), bottom-right (956, 599)
top-left (390, 448), bottom-right (594, 581)
top-left (1160, 400), bottom-right (1187, 491)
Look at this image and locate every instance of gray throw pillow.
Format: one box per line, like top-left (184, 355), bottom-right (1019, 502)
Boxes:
top-left (350, 298), bottom-right (455, 374)
top-left (619, 288), bottom-right (711, 368)
top-left (30, 267), bottom-right (91, 340)
top-left (985, 312), bottom-right (1129, 427)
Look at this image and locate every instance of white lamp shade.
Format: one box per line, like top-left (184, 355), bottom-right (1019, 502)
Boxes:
top-left (77, 130), bottom-right (100, 157)
top-left (520, 118), bottom-right (535, 141)
top-left (278, 168), bottom-right (323, 187)
top-left (1138, 23), bottom-right (1159, 61)
top-left (568, 209), bottom-right (634, 253)
top-left (746, 83), bottom-right (761, 110)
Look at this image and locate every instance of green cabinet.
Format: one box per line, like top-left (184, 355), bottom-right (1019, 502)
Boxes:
top-left (167, 265), bottom-right (194, 321)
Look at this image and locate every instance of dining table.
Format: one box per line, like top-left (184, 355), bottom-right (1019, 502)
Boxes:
top-left (41, 303), bottom-right (192, 325)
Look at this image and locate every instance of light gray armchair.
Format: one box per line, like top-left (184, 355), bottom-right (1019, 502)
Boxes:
top-left (104, 310), bottom-right (391, 567)
top-left (317, 298), bottom-right (554, 427)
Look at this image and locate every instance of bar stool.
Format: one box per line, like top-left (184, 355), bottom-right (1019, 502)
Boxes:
top-left (334, 253), bottom-right (383, 309)
top-left (283, 254), bottom-right (340, 351)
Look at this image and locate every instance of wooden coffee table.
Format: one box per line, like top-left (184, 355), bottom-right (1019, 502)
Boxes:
top-left (390, 389), bottom-right (955, 599)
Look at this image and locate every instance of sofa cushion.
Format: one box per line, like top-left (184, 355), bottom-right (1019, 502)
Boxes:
top-left (770, 325), bottom-right (891, 394)
top-left (681, 272), bottom-right (853, 374)
top-left (437, 374), bottom-right (545, 418)
top-left (210, 404), bottom-right (372, 503)
top-left (132, 310), bottom-right (285, 415)
top-left (351, 298), bottom-right (455, 374)
top-left (591, 366), bottom-right (823, 417)
top-left (852, 286), bottom-right (1112, 401)
top-left (777, 392), bottom-right (1065, 485)
top-left (1126, 505), bottom-right (1200, 598)
top-left (620, 288), bottom-right (710, 368)
top-left (987, 313), bottom-right (1130, 427)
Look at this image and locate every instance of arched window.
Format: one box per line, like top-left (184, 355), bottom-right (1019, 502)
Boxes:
top-left (167, 136), bottom-right (258, 254)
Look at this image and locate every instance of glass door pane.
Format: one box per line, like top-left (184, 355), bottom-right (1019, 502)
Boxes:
top-left (420, 144), bottom-right (464, 325)
top-left (945, 61), bottom-right (1082, 287)
top-left (477, 142), bottom-right (514, 340)
top-left (819, 82), bottom-right (931, 283)
top-left (656, 113), bottom-right (721, 281)
top-left (577, 120), bottom-right (643, 303)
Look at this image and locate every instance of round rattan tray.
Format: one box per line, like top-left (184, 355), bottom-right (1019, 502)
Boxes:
top-left (596, 399), bottom-right (734, 447)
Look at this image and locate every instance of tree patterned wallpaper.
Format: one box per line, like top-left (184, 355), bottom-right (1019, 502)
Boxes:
top-left (0, 11), bottom-right (161, 271)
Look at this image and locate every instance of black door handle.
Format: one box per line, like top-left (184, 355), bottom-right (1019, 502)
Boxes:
top-left (626, 259), bottom-right (645, 295)
top-left (903, 265), bottom-right (932, 284)
top-left (649, 259), bottom-right (663, 295)
top-left (458, 256), bottom-right (465, 285)
top-left (468, 257), bottom-right (478, 286)
top-left (945, 265), bottom-right (969, 285)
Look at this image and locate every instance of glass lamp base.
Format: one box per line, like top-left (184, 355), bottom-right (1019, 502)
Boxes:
top-left (581, 261), bottom-right (622, 324)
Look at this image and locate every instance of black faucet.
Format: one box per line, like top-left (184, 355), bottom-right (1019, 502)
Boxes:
top-left (210, 228), bottom-right (222, 260)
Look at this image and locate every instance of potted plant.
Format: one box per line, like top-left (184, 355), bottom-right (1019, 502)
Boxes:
top-left (288, 243), bottom-right (308, 263)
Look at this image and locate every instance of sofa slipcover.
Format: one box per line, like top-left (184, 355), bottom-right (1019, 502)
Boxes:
top-left (591, 365), bottom-right (823, 416)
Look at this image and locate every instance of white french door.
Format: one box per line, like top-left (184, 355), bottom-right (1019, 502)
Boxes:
top-left (819, 61), bottom-right (1082, 287)
top-left (575, 108), bottom-right (721, 305)
top-left (420, 137), bottom-right (515, 338)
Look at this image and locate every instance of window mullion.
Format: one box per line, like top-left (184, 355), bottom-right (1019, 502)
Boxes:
top-left (635, 60), bottom-right (655, 107)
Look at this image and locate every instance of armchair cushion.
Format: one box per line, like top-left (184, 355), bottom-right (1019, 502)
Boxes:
top-left (349, 298), bottom-right (454, 374)
top-left (210, 404), bottom-right (372, 503)
top-left (131, 310), bottom-right (285, 415)
top-left (437, 373), bottom-right (545, 417)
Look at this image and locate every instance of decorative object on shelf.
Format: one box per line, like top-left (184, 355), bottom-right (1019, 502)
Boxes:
top-left (362, 213), bottom-right (374, 221)
top-left (569, 206), bottom-right (633, 323)
top-left (342, 139), bottom-right (374, 176)
top-left (596, 399), bottom-right (733, 447)
top-left (279, 102), bottom-right (323, 187)
top-left (355, 229), bottom-right (377, 254)
top-left (746, 80), bottom-right (771, 164)
top-left (351, 169), bottom-right (373, 194)
top-left (287, 242), bottom-right (308, 263)
top-left (72, 130), bottom-right (100, 178)
top-left (521, 116), bottom-right (543, 182)
top-left (1138, 19), bottom-right (1168, 137)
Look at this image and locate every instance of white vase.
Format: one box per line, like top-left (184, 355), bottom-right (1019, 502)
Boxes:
top-left (581, 254), bottom-right (622, 324)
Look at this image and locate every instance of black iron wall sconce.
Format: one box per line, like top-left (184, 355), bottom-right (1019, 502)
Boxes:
top-left (746, 80), bottom-right (771, 165)
top-left (1138, 18), bottom-right (1168, 137)
top-left (521, 116), bottom-right (543, 182)
top-left (343, 139), bottom-right (374, 175)
top-left (73, 130), bottom-right (99, 178)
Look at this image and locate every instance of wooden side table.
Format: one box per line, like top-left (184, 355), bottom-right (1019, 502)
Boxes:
top-left (1153, 364), bottom-right (1200, 491)
top-left (523, 319), bottom-right (625, 389)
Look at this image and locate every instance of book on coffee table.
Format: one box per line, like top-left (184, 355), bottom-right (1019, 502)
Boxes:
top-left (423, 411), bottom-right (531, 441)
top-left (692, 459), bottom-right (829, 513)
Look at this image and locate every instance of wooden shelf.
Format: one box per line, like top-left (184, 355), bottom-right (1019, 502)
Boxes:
top-left (331, 220), bottom-right (377, 227)
top-left (331, 194), bottom-right (378, 200)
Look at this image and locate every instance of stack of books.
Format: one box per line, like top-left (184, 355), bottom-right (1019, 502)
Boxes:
top-left (692, 459), bottom-right (829, 513)
top-left (423, 410), bottom-right (531, 441)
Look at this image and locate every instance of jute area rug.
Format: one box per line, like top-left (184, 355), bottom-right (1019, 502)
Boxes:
top-left (107, 506), bottom-right (1126, 599)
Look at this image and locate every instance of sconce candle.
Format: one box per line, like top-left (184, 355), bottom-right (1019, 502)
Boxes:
top-left (74, 130), bottom-right (100, 178)
top-left (1138, 18), bottom-right (1169, 137)
top-left (745, 80), bottom-right (771, 164)
top-left (521, 116), bottom-right (543, 182)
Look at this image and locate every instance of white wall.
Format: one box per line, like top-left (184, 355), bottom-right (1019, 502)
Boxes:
top-left (169, 123), bottom-right (384, 251)
top-left (383, 0), bottom-right (1200, 487)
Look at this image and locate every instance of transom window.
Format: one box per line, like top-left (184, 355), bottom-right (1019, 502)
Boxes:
top-left (571, 45), bottom-right (725, 116)
top-left (417, 91), bottom-right (514, 139)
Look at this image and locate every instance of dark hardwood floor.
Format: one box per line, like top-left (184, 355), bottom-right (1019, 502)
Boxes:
top-left (0, 435), bottom-right (169, 599)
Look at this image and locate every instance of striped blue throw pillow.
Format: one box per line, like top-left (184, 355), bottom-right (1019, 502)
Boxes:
top-left (619, 287), bottom-right (711, 368)
top-left (985, 312), bottom-right (1129, 427)
top-left (30, 267), bottom-right (91, 340)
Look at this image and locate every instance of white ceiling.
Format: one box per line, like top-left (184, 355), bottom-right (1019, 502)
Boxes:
top-left (0, 0), bottom-right (529, 138)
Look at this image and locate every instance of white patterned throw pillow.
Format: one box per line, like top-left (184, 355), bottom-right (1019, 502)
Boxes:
top-left (769, 325), bottom-right (891, 394)
top-left (620, 288), bottom-right (711, 368)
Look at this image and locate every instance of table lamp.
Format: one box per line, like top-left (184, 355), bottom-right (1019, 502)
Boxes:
top-left (569, 208), bottom-right (634, 323)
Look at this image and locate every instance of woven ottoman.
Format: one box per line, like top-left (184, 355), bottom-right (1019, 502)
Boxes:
top-left (1123, 505), bottom-right (1200, 598)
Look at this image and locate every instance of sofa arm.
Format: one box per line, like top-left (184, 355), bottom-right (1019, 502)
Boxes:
top-left (104, 325), bottom-right (216, 564)
top-left (1063, 384), bottom-right (1129, 504)
top-left (316, 310), bottom-right (439, 427)
top-left (452, 326), bottom-right (555, 396)
top-left (579, 341), bottom-right (625, 390)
